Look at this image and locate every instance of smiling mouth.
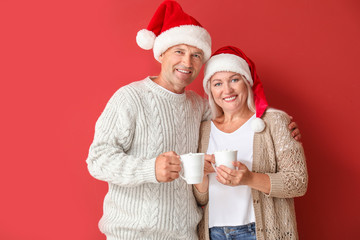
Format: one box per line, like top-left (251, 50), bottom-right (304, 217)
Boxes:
top-left (176, 69), bottom-right (192, 74)
top-left (223, 95), bottom-right (237, 101)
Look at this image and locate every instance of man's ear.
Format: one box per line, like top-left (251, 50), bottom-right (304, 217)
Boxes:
top-left (158, 53), bottom-right (163, 63)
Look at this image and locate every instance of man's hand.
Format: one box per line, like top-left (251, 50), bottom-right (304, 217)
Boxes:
top-left (289, 116), bottom-right (301, 141)
top-left (155, 151), bottom-right (181, 182)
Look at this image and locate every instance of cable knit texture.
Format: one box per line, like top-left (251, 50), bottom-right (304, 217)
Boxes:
top-left (86, 77), bottom-right (211, 240)
top-left (194, 111), bottom-right (308, 240)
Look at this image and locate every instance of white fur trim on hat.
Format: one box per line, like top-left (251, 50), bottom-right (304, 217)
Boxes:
top-left (136, 29), bottom-right (156, 50)
top-left (153, 25), bottom-right (211, 62)
top-left (251, 117), bottom-right (265, 132)
top-left (203, 53), bottom-right (253, 91)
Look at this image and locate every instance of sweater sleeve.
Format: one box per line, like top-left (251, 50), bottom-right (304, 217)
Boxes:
top-left (201, 98), bottom-right (212, 122)
top-left (187, 90), bottom-right (211, 122)
top-left (265, 112), bottom-right (308, 198)
top-left (86, 88), bottom-right (158, 187)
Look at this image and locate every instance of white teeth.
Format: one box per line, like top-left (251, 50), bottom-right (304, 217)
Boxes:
top-left (177, 69), bottom-right (191, 74)
top-left (224, 96), bottom-right (236, 101)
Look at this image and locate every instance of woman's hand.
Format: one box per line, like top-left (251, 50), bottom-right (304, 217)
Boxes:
top-left (204, 154), bottom-right (215, 176)
top-left (216, 161), bottom-right (271, 194)
top-left (194, 154), bottom-right (215, 193)
top-left (216, 161), bottom-right (252, 186)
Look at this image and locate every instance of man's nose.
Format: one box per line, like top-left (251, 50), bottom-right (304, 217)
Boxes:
top-left (181, 54), bottom-right (192, 67)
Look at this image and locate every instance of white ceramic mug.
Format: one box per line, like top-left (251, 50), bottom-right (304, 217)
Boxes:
top-left (213, 150), bottom-right (238, 170)
top-left (180, 153), bottom-right (205, 184)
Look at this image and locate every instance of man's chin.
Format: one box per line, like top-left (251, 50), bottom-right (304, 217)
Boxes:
top-left (179, 77), bottom-right (195, 86)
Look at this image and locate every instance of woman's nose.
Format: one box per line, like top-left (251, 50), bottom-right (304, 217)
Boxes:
top-left (224, 83), bottom-right (233, 93)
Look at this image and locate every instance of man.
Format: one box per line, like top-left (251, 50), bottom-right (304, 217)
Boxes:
top-left (87, 1), bottom-right (212, 239)
top-left (86, 1), bottom-right (300, 239)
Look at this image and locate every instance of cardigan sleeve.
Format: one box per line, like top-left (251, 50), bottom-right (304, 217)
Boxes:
top-left (86, 88), bottom-right (158, 187)
top-left (265, 112), bottom-right (308, 198)
top-left (192, 121), bottom-right (211, 206)
top-left (193, 186), bottom-right (209, 206)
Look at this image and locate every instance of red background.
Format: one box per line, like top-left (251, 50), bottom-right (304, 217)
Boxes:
top-left (1, 0), bottom-right (360, 239)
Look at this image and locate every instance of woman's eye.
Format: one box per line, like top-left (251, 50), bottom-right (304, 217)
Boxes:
top-left (214, 83), bottom-right (221, 87)
top-left (232, 78), bottom-right (239, 82)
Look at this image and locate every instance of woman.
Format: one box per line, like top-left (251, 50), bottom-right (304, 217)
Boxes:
top-left (193, 46), bottom-right (308, 240)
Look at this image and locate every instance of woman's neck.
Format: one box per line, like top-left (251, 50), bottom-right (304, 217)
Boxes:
top-left (213, 107), bottom-right (254, 133)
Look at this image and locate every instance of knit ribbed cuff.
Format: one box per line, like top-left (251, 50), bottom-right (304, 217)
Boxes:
top-left (141, 157), bottom-right (158, 183)
top-left (265, 173), bottom-right (284, 197)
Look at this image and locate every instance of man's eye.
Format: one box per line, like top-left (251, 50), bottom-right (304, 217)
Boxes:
top-left (232, 78), bottom-right (239, 82)
top-left (214, 83), bottom-right (221, 87)
top-left (195, 54), bottom-right (203, 60)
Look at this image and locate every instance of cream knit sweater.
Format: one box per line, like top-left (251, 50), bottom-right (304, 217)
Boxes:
top-left (86, 77), bottom-right (210, 240)
top-left (194, 111), bottom-right (308, 240)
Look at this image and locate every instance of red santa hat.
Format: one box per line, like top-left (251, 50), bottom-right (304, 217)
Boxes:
top-left (203, 46), bottom-right (268, 132)
top-left (136, 0), bottom-right (211, 62)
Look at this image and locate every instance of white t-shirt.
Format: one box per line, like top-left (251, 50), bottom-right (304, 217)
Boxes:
top-left (207, 114), bottom-right (256, 228)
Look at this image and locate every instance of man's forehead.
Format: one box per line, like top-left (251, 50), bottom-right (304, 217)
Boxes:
top-left (170, 44), bottom-right (204, 54)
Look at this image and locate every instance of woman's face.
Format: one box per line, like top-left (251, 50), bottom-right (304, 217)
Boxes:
top-left (210, 71), bottom-right (249, 115)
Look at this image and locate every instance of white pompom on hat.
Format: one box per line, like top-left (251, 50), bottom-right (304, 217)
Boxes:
top-left (203, 46), bottom-right (269, 133)
top-left (136, 29), bottom-right (156, 50)
top-left (136, 0), bottom-right (211, 62)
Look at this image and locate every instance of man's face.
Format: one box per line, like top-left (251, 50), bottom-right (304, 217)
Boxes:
top-left (158, 44), bottom-right (204, 93)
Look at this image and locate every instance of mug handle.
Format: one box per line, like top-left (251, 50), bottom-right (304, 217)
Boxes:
top-left (179, 173), bottom-right (187, 181)
top-left (179, 160), bottom-right (188, 182)
top-left (212, 161), bottom-right (237, 171)
top-left (179, 169), bottom-right (186, 181)
top-left (211, 162), bottom-right (217, 174)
